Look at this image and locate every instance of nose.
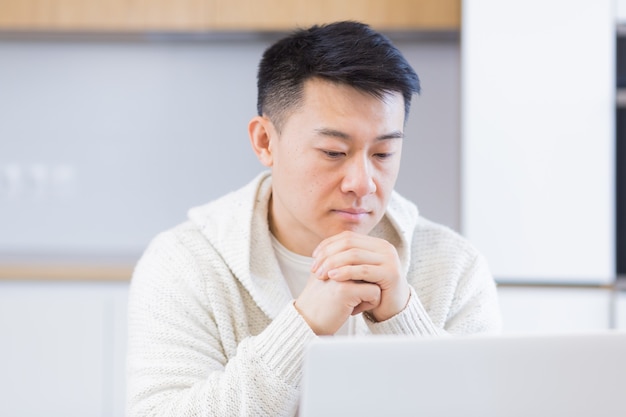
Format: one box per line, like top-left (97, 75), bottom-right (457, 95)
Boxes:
top-left (340, 155), bottom-right (377, 197)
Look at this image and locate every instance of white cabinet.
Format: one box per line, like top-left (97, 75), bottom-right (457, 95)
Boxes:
top-left (497, 286), bottom-right (613, 334)
top-left (462, 0), bottom-right (615, 284)
top-left (617, 290), bottom-right (626, 330)
top-left (0, 281), bottom-right (128, 417)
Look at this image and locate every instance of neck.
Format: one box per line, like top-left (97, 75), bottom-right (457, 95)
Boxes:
top-left (268, 195), bottom-right (318, 257)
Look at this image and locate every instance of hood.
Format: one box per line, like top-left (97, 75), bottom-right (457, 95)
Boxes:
top-left (188, 171), bottom-right (292, 320)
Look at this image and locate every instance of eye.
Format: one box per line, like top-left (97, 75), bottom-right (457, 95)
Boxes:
top-left (322, 150), bottom-right (346, 159)
top-left (374, 152), bottom-right (394, 160)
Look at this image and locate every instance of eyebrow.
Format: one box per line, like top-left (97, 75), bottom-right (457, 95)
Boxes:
top-left (314, 127), bottom-right (404, 141)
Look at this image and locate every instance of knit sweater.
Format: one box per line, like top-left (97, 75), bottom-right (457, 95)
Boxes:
top-left (126, 171), bottom-right (502, 417)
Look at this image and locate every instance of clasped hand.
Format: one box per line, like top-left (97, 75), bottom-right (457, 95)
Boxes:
top-left (294, 231), bottom-right (410, 335)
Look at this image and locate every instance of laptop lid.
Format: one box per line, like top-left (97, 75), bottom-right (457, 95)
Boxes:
top-left (300, 332), bottom-right (626, 417)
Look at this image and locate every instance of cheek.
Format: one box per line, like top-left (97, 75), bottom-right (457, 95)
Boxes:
top-left (306, 174), bottom-right (323, 196)
top-left (303, 174), bottom-right (333, 205)
top-left (376, 165), bottom-right (401, 196)
top-left (385, 157), bottom-right (402, 180)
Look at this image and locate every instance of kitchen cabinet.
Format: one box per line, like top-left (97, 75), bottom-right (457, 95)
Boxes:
top-left (0, 0), bottom-right (460, 32)
top-left (211, 0), bottom-right (459, 31)
top-left (0, 0), bottom-right (212, 31)
top-left (0, 281), bottom-right (129, 417)
top-left (497, 286), bottom-right (613, 334)
top-left (461, 0), bottom-right (615, 284)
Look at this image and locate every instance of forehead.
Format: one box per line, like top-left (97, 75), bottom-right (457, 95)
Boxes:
top-left (289, 78), bottom-right (405, 126)
top-left (303, 77), bottom-right (401, 105)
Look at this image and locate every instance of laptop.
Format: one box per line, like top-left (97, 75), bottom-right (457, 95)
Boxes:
top-left (299, 332), bottom-right (626, 417)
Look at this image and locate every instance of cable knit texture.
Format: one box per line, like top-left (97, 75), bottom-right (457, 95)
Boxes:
top-left (127, 171), bottom-right (502, 416)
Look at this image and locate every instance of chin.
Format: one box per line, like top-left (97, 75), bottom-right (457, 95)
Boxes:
top-left (337, 222), bottom-right (376, 236)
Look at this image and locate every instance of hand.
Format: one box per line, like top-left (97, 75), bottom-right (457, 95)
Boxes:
top-left (311, 231), bottom-right (410, 322)
top-left (294, 272), bottom-right (381, 335)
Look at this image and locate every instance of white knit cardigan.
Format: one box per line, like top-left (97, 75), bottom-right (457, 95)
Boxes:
top-left (127, 171), bottom-right (502, 416)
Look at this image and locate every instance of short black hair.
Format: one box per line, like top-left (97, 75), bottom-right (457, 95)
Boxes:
top-left (256, 21), bottom-right (421, 131)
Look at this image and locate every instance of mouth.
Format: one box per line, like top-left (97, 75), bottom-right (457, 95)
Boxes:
top-left (332, 208), bottom-right (372, 221)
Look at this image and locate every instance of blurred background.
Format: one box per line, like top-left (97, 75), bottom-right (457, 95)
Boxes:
top-left (0, 0), bottom-right (624, 415)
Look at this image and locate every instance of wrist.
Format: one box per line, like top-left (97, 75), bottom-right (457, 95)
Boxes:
top-left (366, 285), bottom-right (411, 322)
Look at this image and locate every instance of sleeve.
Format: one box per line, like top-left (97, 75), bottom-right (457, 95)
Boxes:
top-left (363, 253), bottom-right (502, 336)
top-left (363, 286), bottom-right (446, 336)
top-left (126, 232), bottom-right (317, 417)
top-left (441, 253), bottom-right (502, 334)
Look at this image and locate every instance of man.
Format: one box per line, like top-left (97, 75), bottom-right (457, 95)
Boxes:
top-left (127, 21), bottom-right (501, 416)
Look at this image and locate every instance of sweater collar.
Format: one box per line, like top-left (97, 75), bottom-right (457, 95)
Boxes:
top-left (188, 171), bottom-right (292, 320)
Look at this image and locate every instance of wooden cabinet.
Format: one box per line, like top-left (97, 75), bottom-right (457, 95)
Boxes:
top-left (0, 0), bottom-right (459, 32)
top-left (211, 0), bottom-right (459, 31)
top-left (0, 0), bottom-right (212, 31)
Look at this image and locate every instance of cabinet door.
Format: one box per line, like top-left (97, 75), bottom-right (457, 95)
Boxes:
top-left (111, 284), bottom-right (129, 417)
top-left (497, 286), bottom-right (612, 334)
top-left (462, 0), bottom-right (615, 284)
top-left (0, 281), bottom-right (129, 417)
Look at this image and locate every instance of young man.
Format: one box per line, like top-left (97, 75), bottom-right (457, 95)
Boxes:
top-left (127, 21), bottom-right (501, 416)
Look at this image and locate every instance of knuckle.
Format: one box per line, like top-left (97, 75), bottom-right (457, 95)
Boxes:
top-left (359, 264), bottom-right (370, 278)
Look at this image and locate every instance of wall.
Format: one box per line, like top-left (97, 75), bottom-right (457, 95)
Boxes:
top-left (0, 34), bottom-right (461, 261)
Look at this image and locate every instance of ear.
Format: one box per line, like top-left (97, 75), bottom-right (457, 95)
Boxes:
top-left (248, 116), bottom-right (276, 167)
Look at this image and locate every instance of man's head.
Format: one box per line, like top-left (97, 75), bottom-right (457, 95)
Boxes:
top-left (256, 21), bottom-right (420, 132)
top-left (249, 21), bottom-right (420, 256)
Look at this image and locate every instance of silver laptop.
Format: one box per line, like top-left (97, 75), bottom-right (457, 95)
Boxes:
top-left (300, 332), bottom-right (626, 417)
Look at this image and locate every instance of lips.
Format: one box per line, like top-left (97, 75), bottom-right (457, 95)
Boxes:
top-left (332, 208), bottom-right (372, 221)
top-left (336, 208), bottom-right (370, 215)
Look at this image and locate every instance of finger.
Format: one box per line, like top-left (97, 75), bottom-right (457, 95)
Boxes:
top-left (313, 231), bottom-right (377, 260)
top-left (352, 301), bottom-right (378, 316)
top-left (345, 281), bottom-right (381, 309)
top-left (327, 264), bottom-right (377, 283)
top-left (327, 265), bottom-right (395, 292)
top-left (312, 232), bottom-right (392, 273)
top-left (317, 249), bottom-right (386, 281)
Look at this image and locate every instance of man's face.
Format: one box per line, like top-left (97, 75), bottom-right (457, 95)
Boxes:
top-left (265, 78), bottom-right (405, 256)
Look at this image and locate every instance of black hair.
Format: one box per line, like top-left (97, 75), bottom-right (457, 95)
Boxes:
top-left (256, 21), bottom-right (421, 131)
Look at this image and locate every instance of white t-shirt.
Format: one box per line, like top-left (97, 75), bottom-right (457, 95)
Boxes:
top-left (270, 233), bottom-right (312, 298)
